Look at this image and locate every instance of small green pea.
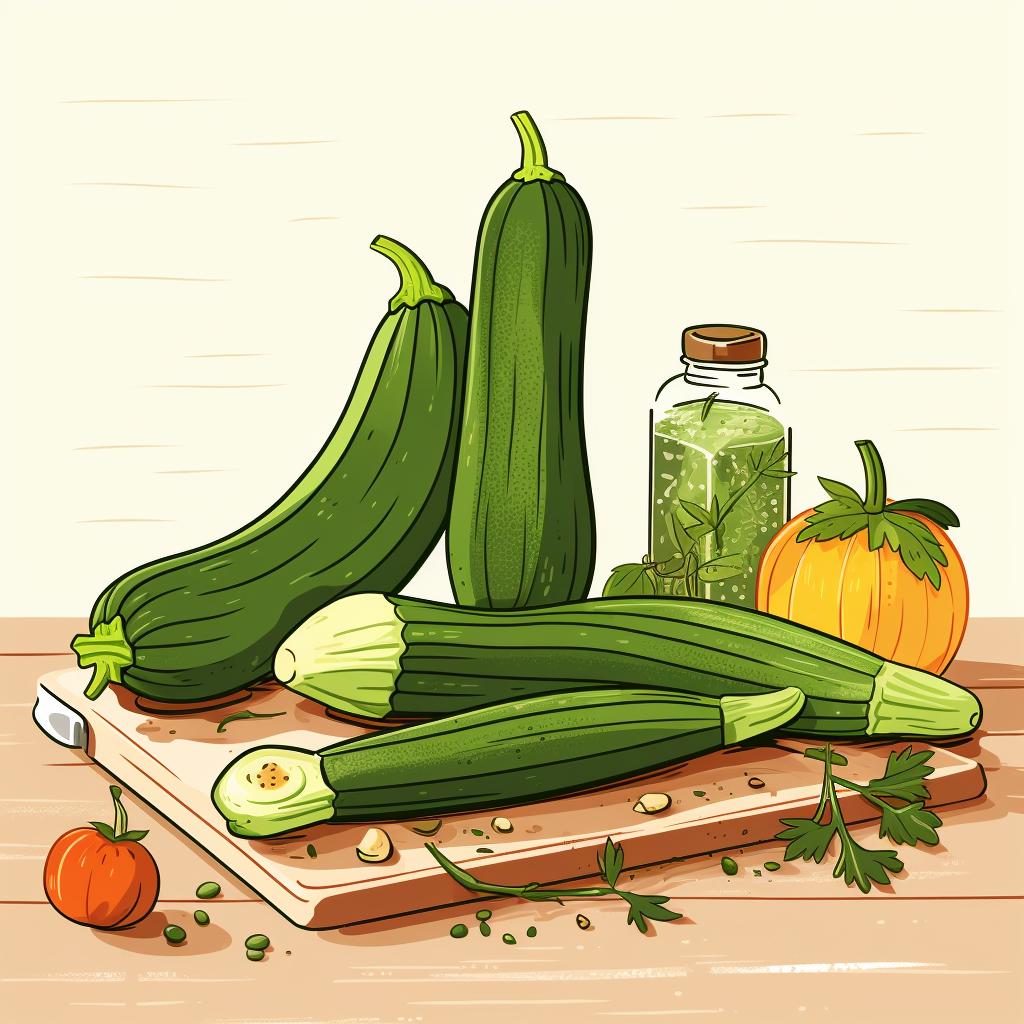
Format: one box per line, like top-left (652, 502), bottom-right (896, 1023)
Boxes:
top-left (450, 923), bottom-right (469, 939)
top-left (764, 861), bottom-right (781, 872)
top-left (526, 926), bottom-right (537, 938)
top-left (476, 909), bottom-right (492, 921)
top-left (246, 949), bottom-right (265, 962)
top-left (163, 925), bottom-right (186, 945)
top-left (244, 934), bottom-right (270, 951)
top-left (721, 856), bottom-right (739, 876)
top-left (479, 921), bottom-right (491, 937)
top-left (193, 910), bottom-right (210, 926)
top-left (502, 933), bottom-right (516, 945)
top-left (195, 881), bottom-right (221, 900)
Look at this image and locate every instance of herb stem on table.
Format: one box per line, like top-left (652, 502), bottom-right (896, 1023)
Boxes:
top-left (425, 838), bottom-right (682, 934)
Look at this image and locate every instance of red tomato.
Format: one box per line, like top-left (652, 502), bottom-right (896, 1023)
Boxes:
top-left (44, 785), bottom-right (159, 929)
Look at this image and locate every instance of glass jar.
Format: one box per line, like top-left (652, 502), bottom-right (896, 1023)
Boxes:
top-left (649, 324), bottom-right (791, 607)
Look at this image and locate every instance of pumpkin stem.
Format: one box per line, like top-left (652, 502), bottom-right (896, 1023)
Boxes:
top-left (857, 440), bottom-right (888, 514)
top-left (110, 785), bottom-right (128, 839)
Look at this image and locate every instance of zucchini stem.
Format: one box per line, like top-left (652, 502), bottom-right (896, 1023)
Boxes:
top-left (720, 687), bottom-right (805, 744)
top-left (71, 616), bottom-right (133, 700)
top-left (511, 111), bottom-right (565, 183)
top-left (370, 235), bottom-right (453, 310)
top-left (856, 439), bottom-right (888, 514)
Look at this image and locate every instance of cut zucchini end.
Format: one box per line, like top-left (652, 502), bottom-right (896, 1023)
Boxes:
top-left (71, 617), bottom-right (133, 700)
top-left (721, 686), bottom-right (806, 745)
top-left (275, 593), bottom-right (404, 719)
top-left (869, 662), bottom-right (982, 737)
top-left (212, 747), bottom-right (334, 839)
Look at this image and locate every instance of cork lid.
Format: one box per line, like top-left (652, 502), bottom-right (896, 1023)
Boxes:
top-left (683, 324), bottom-right (765, 363)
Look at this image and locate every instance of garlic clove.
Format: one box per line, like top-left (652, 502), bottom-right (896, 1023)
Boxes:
top-left (355, 827), bottom-right (394, 863)
top-left (491, 816), bottom-right (514, 834)
top-left (633, 791), bottom-right (672, 814)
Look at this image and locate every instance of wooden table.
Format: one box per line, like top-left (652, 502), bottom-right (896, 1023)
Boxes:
top-left (2, 619), bottom-right (1021, 1023)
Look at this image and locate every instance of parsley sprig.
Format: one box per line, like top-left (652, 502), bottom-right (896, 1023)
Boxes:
top-left (426, 838), bottom-right (682, 934)
top-left (795, 439), bottom-right (959, 589)
top-left (777, 744), bottom-right (943, 892)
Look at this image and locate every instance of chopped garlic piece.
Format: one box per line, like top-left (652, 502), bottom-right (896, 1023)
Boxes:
top-left (356, 827), bottom-right (393, 863)
top-left (633, 791), bottom-right (672, 814)
top-left (491, 816), bottom-right (514, 834)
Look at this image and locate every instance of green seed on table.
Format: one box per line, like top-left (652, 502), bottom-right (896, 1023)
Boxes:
top-left (693, 790), bottom-right (706, 798)
top-left (246, 949), bottom-right (265, 962)
top-left (471, 828), bottom-right (485, 837)
top-left (476, 909), bottom-right (492, 921)
top-left (479, 922), bottom-right (491, 937)
top-left (245, 934), bottom-right (270, 951)
top-left (163, 925), bottom-right (186, 945)
top-left (764, 861), bottom-right (781, 872)
top-left (502, 933), bottom-right (516, 945)
top-left (450, 923), bottom-right (469, 939)
top-left (193, 910), bottom-right (210, 926)
top-left (721, 857), bottom-right (739, 876)
top-left (196, 881), bottom-right (221, 899)
top-left (307, 844), bottom-right (317, 858)
top-left (526, 926), bottom-right (537, 938)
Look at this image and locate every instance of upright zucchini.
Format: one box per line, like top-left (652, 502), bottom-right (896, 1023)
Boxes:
top-left (275, 593), bottom-right (982, 739)
top-left (72, 238), bottom-right (467, 704)
top-left (212, 686), bottom-right (806, 836)
top-left (447, 111), bottom-right (595, 608)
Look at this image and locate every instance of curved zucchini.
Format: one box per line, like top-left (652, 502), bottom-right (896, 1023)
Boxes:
top-left (275, 593), bottom-right (983, 739)
top-left (212, 686), bottom-right (806, 836)
top-left (72, 237), bottom-right (467, 703)
top-left (447, 111), bottom-right (595, 609)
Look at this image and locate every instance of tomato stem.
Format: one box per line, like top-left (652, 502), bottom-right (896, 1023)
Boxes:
top-left (110, 786), bottom-right (128, 839)
top-left (856, 439), bottom-right (888, 514)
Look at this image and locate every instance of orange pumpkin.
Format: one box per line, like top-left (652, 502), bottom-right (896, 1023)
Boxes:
top-left (44, 784), bottom-right (159, 929)
top-left (757, 440), bottom-right (968, 674)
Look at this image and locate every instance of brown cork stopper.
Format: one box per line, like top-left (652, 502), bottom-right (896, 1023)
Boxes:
top-left (683, 324), bottom-right (765, 363)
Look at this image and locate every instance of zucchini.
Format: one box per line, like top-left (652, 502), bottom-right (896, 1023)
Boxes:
top-left (212, 686), bottom-right (806, 836)
top-left (275, 593), bottom-right (982, 738)
top-left (72, 238), bottom-right (467, 704)
top-left (447, 111), bottom-right (595, 608)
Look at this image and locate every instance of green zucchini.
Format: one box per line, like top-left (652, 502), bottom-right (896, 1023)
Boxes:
top-left (446, 110), bottom-right (595, 609)
top-left (275, 593), bottom-right (982, 738)
top-left (212, 686), bottom-right (806, 836)
top-left (72, 238), bottom-right (467, 704)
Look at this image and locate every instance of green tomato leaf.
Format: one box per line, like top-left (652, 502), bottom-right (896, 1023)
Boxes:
top-left (89, 821), bottom-right (116, 842)
top-left (603, 563), bottom-right (657, 598)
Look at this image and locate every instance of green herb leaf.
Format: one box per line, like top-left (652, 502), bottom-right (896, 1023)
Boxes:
top-left (777, 817), bottom-right (837, 864)
top-left (216, 710), bottom-right (286, 733)
top-left (863, 746), bottom-right (935, 803)
top-left (697, 560), bottom-right (744, 583)
top-left (833, 837), bottom-right (904, 894)
top-left (676, 500), bottom-right (715, 528)
top-left (877, 802), bottom-right (942, 847)
top-left (602, 562), bottom-right (657, 598)
top-left (804, 747), bottom-right (849, 767)
top-left (886, 498), bottom-right (960, 530)
top-left (699, 392), bottom-right (719, 422)
top-left (426, 840), bottom-right (680, 936)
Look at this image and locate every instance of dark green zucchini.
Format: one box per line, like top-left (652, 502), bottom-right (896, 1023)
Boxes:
top-left (72, 237), bottom-right (467, 703)
top-left (275, 593), bottom-right (983, 739)
top-left (446, 110), bottom-right (595, 609)
top-left (212, 686), bottom-right (807, 836)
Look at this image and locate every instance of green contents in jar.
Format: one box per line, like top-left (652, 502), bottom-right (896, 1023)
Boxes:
top-left (651, 398), bottom-right (789, 607)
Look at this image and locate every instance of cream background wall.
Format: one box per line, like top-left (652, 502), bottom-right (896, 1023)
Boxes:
top-left (2, 0), bottom-right (1020, 617)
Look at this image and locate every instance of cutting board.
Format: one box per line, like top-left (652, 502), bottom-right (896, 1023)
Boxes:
top-left (34, 667), bottom-right (986, 929)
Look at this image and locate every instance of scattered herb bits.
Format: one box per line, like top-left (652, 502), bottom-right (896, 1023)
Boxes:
top-left (576, 914), bottom-right (591, 931)
top-left (245, 934), bottom-right (270, 951)
top-left (477, 847), bottom-right (494, 854)
top-left (502, 933), bottom-right (516, 945)
top-left (693, 790), bottom-right (706, 798)
top-left (450, 923), bottom-right (469, 939)
top-left (721, 857), bottom-right (739, 876)
top-left (476, 909), bottom-right (492, 921)
top-left (526, 925), bottom-right (537, 938)
top-left (753, 869), bottom-right (762, 878)
top-left (471, 828), bottom-right (485, 837)
top-left (196, 881), bottom-right (221, 900)
top-left (163, 924), bottom-right (186, 945)
top-left (764, 861), bottom-right (781, 872)
top-left (479, 922), bottom-right (492, 937)
top-left (246, 949), bottom-right (265, 962)
top-left (193, 909), bottom-right (210, 926)
top-left (491, 816), bottom-right (513, 833)
top-left (306, 844), bottom-right (317, 859)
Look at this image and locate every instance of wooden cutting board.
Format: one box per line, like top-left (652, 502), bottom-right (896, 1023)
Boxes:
top-left (34, 667), bottom-right (986, 929)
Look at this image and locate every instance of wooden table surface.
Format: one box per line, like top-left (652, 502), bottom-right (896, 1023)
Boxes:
top-left (2, 618), bottom-right (1021, 1023)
